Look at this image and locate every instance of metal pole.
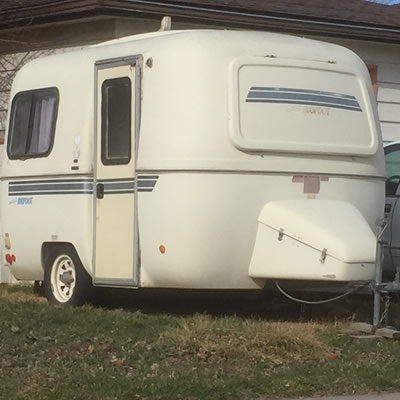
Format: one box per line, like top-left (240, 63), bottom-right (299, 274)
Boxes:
top-left (373, 219), bottom-right (385, 327)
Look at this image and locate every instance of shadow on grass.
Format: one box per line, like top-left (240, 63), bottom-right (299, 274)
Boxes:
top-left (90, 285), bottom-right (386, 325)
top-left (7, 281), bottom-right (400, 326)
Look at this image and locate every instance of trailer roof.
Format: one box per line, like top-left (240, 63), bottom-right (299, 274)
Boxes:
top-left (12, 30), bottom-right (367, 92)
top-left (34, 29), bottom-right (362, 66)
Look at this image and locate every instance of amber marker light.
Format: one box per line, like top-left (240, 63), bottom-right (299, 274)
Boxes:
top-left (159, 245), bottom-right (166, 254)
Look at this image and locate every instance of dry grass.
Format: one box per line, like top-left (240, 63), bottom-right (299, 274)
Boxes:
top-left (164, 314), bottom-right (334, 365)
top-left (0, 284), bottom-right (46, 304)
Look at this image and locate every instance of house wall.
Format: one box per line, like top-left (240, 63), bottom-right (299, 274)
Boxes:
top-left (326, 39), bottom-right (400, 144)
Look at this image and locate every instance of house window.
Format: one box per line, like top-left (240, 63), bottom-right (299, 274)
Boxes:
top-left (367, 64), bottom-right (378, 97)
top-left (8, 87), bottom-right (59, 159)
top-left (101, 77), bottom-right (131, 165)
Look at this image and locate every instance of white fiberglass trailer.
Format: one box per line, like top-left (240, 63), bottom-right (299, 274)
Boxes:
top-left (1, 30), bottom-right (385, 304)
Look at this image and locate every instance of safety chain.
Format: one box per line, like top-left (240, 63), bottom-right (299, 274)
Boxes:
top-left (380, 295), bottom-right (391, 326)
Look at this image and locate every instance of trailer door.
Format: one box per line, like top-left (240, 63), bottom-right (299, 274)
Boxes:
top-left (93, 57), bottom-right (141, 286)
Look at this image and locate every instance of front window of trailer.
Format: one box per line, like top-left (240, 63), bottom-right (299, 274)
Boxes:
top-left (8, 88), bottom-right (59, 159)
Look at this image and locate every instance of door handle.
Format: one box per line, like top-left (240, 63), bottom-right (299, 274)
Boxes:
top-left (96, 183), bottom-right (104, 199)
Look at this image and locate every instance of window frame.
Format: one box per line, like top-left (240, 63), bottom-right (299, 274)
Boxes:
top-left (101, 77), bottom-right (132, 166)
top-left (7, 87), bottom-right (59, 160)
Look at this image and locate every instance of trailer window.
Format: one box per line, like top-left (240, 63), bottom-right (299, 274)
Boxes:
top-left (8, 88), bottom-right (58, 159)
top-left (101, 77), bottom-right (131, 165)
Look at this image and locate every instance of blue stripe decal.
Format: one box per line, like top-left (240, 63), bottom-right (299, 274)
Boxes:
top-left (9, 183), bottom-right (94, 193)
top-left (8, 176), bottom-right (159, 196)
top-left (249, 87), bottom-right (357, 100)
top-left (9, 191), bottom-right (94, 196)
top-left (246, 87), bottom-right (362, 112)
top-left (10, 178), bottom-right (93, 185)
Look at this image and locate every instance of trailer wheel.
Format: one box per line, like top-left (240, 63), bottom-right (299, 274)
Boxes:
top-left (44, 248), bottom-right (91, 306)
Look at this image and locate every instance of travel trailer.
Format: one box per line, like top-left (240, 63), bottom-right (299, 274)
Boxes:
top-left (1, 30), bottom-right (385, 305)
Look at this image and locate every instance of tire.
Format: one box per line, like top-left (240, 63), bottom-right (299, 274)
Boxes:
top-left (33, 280), bottom-right (45, 297)
top-left (43, 246), bottom-right (91, 306)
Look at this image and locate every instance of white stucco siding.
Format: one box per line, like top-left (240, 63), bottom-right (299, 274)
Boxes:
top-left (328, 39), bottom-right (400, 144)
top-left (377, 66), bottom-right (400, 143)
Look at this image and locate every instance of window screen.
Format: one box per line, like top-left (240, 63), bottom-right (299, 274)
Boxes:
top-left (8, 88), bottom-right (58, 159)
top-left (101, 77), bottom-right (131, 165)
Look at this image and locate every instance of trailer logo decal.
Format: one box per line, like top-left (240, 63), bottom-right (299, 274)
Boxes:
top-left (9, 197), bottom-right (33, 205)
top-left (246, 87), bottom-right (362, 112)
top-left (8, 176), bottom-right (158, 196)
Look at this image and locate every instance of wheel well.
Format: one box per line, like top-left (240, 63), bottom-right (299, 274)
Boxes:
top-left (41, 242), bottom-right (93, 305)
top-left (41, 242), bottom-right (83, 273)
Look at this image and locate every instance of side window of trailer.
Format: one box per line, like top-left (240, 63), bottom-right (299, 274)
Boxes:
top-left (8, 88), bottom-right (59, 159)
top-left (101, 77), bottom-right (131, 165)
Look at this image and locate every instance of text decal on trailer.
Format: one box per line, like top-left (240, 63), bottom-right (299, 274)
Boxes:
top-left (9, 197), bottom-right (33, 205)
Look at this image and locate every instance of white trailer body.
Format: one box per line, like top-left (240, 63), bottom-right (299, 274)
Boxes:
top-left (0, 30), bottom-right (385, 303)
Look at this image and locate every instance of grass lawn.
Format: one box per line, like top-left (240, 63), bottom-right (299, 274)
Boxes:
top-left (1, 284), bottom-right (400, 399)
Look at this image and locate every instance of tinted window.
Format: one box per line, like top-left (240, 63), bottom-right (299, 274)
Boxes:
top-left (8, 88), bottom-right (58, 159)
top-left (101, 77), bottom-right (131, 165)
top-left (385, 144), bottom-right (400, 179)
